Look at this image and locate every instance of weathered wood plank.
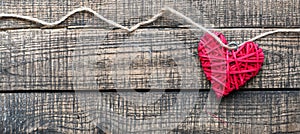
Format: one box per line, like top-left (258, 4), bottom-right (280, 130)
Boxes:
top-left (193, 0), bottom-right (300, 28)
top-left (0, 28), bottom-right (299, 91)
top-left (0, 0), bottom-right (299, 30)
top-left (0, 1), bottom-right (299, 134)
top-left (1, 91), bottom-right (299, 133)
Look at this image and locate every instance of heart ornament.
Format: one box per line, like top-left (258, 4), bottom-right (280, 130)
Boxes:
top-left (198, 32), bottom-right (264, 97)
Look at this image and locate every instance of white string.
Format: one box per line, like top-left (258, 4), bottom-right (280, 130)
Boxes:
top-left (1, 6), bottom-right (300, 50)
top-left (3, 6), bottom-right (295, 126)
top-left (163, 7), bottom-right (230, 49)
top-left (243, 28), bottom-right (300, 43)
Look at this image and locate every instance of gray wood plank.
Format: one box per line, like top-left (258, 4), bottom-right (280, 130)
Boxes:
top-left (1, 91), bottom-right (299, 133)
top-left (0, 1), bottom-right (299, 134)
top-left (0, 29), bottom-right (299, 91)
top-left (0, 0), bottom-right (299, 30)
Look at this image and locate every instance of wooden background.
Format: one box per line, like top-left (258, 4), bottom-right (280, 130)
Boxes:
top-left (0, 0), bottom-right (299, 133)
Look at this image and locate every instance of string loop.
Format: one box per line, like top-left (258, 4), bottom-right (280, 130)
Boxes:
top-left (228, 42), bottom-right (239, 50)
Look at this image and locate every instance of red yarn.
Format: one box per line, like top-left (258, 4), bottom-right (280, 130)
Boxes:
top-left (198, 32), bottom-right (264, 98)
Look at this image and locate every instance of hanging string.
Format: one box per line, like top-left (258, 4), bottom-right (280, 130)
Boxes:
top-left (4, 6), bottom-right (294, 125)
top-left (1, 6), bottom-right (299, 50)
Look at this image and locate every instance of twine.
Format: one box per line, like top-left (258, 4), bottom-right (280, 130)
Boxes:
top-left (1, 7), bottom-right (300, 50)
top-left (1, 6), bottom-right (286, 125)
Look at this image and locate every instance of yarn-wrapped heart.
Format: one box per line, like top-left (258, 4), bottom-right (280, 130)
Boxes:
top-left (198, 32), bottom-right (264, 97)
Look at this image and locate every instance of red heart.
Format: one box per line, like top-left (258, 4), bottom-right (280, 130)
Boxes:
top-left (198, 32), bottom-right (264, 98)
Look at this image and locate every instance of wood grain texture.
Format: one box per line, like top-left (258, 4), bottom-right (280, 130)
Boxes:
top-left (0, 28), bottom-right (299, 91)
top-left (1, 0), bottom-right (300, 30)
top-left (0, 0), bottom-right (299, 133)
top-left (1, 91), bottom-right (299, 133)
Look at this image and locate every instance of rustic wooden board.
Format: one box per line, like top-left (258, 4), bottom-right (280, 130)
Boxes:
top-left (1, 0), bottom-right (300, 30)
top-left (0, 0), bottom-right (299, 133)
top-left (1, 91), bottom-right (299, 133)
top-left (0, 29), bottom-right (299, 91)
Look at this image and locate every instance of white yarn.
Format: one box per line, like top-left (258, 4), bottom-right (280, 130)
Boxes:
top-left (1, 6), bottom-right (299, 50)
